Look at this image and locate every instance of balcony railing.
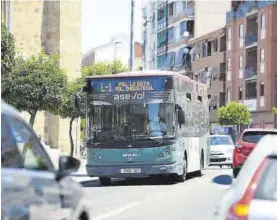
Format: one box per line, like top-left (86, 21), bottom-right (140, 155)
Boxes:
top-left (226, 1), bottom-right (276, 23)
top-left (245, 33), bottom-right (257, 47)
top-left (168, 7), bottom-right (194, 24)
top-left (245, 66), bottom-right (257, 79)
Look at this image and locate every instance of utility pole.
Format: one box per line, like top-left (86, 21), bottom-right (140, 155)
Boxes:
top-left (129, 0), bottom-right (135, 71)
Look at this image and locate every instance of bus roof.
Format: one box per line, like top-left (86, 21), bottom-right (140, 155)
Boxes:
top-left (86, 70), bottom-right (190, 80)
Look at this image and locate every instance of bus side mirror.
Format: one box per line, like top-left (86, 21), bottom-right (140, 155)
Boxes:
top-left (75, 95), bottom-right (81, 112)
top-left (178, 110), bottom-right (185, 125)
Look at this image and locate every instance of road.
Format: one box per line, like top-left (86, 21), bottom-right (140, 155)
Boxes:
top-left (74, 167), bottom-right (232, 220)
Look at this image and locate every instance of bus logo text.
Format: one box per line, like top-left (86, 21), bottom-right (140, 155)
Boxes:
top-left (113, 92), bottom-right (145, 101)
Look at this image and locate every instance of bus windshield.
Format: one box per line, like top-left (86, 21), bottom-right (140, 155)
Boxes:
top-left (88, 102), bottom-right (175, 142)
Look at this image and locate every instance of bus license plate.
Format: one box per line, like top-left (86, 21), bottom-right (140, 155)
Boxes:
top-left (120, 168), bottom-right (141, 174)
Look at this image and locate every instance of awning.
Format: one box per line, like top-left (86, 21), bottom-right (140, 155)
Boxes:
top-left (175, 47), bottom-right (185, 67)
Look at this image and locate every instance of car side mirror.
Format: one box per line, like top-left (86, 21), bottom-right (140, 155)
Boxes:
top-left (178, 110), bottom-right (185, 125)
top-left (56, 156), bottom-right (80, 181)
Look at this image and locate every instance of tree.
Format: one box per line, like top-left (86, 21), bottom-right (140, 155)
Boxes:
top-left (217, 101), bottom-right (251, 127)
top-left (81, 60), bottom-right (128, 77)
top-left (58, 79), bottom-right (84, 156)
top-left (1, 23), bottom-right (16, 96)
top-left (273, 107), bottom-right (277, 115)
top-left (3, 51), bottom-right (67, 126)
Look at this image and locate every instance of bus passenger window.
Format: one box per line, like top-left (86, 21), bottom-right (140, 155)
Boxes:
top-left (198, 96), bottom-right (202, 103)
top-left (186, 93), bottom-right (191, 101)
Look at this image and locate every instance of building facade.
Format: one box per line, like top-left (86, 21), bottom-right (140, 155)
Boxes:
top-left (226, 1), bottom-right (277, 128)
top-left (187, 28), bottom-right (227, 123)
top-left (1, 0), bottom-right (82, 154)
top-left (82, 33), bottom-right (142, 70)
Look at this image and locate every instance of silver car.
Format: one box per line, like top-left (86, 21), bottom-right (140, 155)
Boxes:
top-left (1, 101), bottom-right (91, 220)
top-left (214, 135), bottom-right (277, 220)
top-left (208, 135), bottom-right (234, 168)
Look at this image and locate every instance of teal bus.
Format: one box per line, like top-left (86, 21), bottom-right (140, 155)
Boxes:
top-left (78, 71), bottom-right (210, 185)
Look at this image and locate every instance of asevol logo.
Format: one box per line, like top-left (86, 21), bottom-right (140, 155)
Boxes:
top-left (113, 92), bottom-right (145, 101)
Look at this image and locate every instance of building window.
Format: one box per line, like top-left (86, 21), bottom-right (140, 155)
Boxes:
top-left (180, 21), bottom-right (186, 36)
top-left (261, 14), bottom-right (265, 29)
top-left (168, 27), bottom-right (174, 42)
top-left (202, 41), bottom-right (211, 58)
top-left (239, 56), bottom-right (243, 69)
top-left (212, 39), bottom-right (218, 52)
top-left (260, 82), bottom-right (264, 96)
top-left (239, 24), bottom-right (244, 38)
top-left (238, 87), bottom-right (243, 100)
top-left (168, 2), bottom-right (174, 17)
top-left (246, 81), bottom-right (257, 99)
top-left (260, 48), bottom-right (265, 63)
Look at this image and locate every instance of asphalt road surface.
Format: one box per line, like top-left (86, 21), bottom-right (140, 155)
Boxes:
top-left (78, 167), bottom-right (232, 220)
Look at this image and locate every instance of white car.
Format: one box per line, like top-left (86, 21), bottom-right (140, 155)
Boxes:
top-left (214, 135), bottom-right (277, 220)
top-left (208, 135), bottom-right (234, 168)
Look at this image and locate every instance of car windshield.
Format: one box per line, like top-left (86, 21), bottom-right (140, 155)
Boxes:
top-left (88, 102), bottom-right (175, 142)
top-left (242, 131), bottom-right (277, 144)
top-left (209, 136), bottom-right (232, 145)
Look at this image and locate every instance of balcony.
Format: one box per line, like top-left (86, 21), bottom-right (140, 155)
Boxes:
top-left (226, 1), bottom-right (276, 23)
top-left (245, 32), bottom-right (257, 47)
top-left (168, 7), bottom-right (194, 24)
top-left (245, 67), bottom-right (257, 79)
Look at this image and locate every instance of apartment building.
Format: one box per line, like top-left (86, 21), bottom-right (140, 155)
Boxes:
top-left (187, 28), bottom-right (227, 123)
top-left (226, 1), bottom-right (277, 128)
top-left (1, 0), bottom-right (82, 153)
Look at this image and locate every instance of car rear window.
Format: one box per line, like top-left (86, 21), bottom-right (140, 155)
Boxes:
top-left (242, 131), bottom-right (277, 143)
top-left (254, 158), bottom-right (277, 201)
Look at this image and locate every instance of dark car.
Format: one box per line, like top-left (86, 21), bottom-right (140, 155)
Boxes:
top-left (1, 100), bottom-right (91, 220)
top-left (232, 128), bottom-right (277, 178)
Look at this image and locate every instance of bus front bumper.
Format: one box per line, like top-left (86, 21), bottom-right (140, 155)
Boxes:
top-left (86, 162), bottom-right (183, 178)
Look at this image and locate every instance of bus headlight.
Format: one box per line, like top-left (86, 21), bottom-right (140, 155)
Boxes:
top-left (159, 148), bottom-right (171, 158)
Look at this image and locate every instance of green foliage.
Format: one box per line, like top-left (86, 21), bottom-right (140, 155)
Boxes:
top-left (1, 23), bottom-right (16, 94)
top-left (3, 51), bottom-right (67, 126)
top-left (81, 60), bottom-right (128, 77)
top-left (273, 107), bottom-right (277, 115)
top-left (217, 101), bottom-right (251, 126)
top-left (58, 80), bottom-right (84, 120)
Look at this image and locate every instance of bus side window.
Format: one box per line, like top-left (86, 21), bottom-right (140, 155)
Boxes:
top-left (186, 93), bottom-right (191, 101)
top-left (197, 96), bottom-right (202, 103)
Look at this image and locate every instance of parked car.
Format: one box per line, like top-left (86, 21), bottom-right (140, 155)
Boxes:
top-left (208, 135), bottom-right (234, 168)
top-left (233, 128), bottom-right (277, 177)
top-left (214, 135), bottom-right (277, 220)
top-left (1, 100), bottom-right (91, 220)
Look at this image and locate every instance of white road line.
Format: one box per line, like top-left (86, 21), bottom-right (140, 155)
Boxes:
top-left (92, 202), bottom-right (141, 220)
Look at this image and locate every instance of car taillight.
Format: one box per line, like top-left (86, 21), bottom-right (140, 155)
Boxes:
top-left (226, 158), bottom-right (268, 220)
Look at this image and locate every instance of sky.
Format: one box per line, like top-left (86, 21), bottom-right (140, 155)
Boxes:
top-left (82, 0), bottom-right (143, 54)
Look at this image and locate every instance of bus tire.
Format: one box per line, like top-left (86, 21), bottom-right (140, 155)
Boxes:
top-left (195, 150), bottom-right (204, 177)
top-left (176, 154), bottom-right (187, 182)
top-left (99, 177), bottom-right (111, 186)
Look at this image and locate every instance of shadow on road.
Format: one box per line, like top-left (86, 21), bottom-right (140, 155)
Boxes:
top-left (71, 174), bottom-right (88, 177)
top-left (212, 175), bottom-right (233, 185)
top-left (82, 173), bottom-right (202, 188)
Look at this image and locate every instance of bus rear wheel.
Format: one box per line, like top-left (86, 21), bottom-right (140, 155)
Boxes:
top-left (99, 177), bottom-right (111, 186)
top-left (195, 151), bottom-right (204, 177)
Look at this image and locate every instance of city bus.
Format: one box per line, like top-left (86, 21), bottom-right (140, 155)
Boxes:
top-left (76, 71), bottom-right (210, 185)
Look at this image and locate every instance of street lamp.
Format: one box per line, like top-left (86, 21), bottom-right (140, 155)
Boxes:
top-left (114, 41), bottom-right (122, 62)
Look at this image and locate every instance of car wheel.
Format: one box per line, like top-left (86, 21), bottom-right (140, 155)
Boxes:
top-left (233, 168), bottom-right (239, 178)
top-left (99, 177), bottom-right (111, 186)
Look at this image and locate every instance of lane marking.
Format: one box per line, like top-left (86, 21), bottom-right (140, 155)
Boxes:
top-left (92, 202), bottom-right (141, 220)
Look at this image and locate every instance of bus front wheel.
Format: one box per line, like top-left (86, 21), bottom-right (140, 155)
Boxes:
top-left (99, 177), bottom-right (111, 186)
top-left (176, 156), bottom-right (187, 182)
